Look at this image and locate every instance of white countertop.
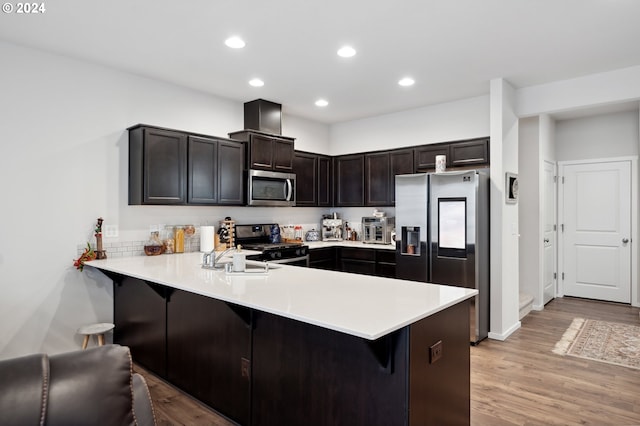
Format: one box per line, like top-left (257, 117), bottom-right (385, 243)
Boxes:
top-left (86, 252), bottom-right (476, 341)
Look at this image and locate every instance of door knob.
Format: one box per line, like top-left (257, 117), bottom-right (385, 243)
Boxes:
top-left (622, 238), bottom-right (630, 244)
top-left (544, 238), bottom-right (549, 243)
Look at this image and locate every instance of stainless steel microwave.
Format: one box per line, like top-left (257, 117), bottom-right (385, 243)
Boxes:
top-left (247, 169), bottom-right (296, 207)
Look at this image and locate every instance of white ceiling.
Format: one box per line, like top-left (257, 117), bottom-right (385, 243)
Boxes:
top-left (1, 0), bottom-right (640, 124)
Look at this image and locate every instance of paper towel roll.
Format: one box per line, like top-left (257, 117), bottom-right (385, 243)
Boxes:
top-left (200, 226), bottom-right (215, 252)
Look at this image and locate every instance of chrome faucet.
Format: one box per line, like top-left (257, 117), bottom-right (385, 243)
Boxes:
top-left (202, 247), bottom-right (235, 270)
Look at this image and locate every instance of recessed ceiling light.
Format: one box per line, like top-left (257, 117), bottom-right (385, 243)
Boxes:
top-left (249, 78), bottom-right (264, 87)
top-left (398, 77), bottom-right (415, 87)
top-left (337, 46), bottom-right (356, 58)
top-left (315, 99), bottom-right (329, 107)
top-left (225, 36), bottom-right (246, 49)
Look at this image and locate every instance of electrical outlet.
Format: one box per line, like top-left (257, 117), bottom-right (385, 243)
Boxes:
top-left (429, 340), bottom-right (443, 364)
top-left (241, 357), bottom-right (251, 379)
top-left (104, 224), bottom-right (118, 238)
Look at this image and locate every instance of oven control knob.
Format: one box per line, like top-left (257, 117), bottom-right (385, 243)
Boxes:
top-left (295, 248), bottom-right (301, 256)
top-left (269, 251), bottom-right (281, 260)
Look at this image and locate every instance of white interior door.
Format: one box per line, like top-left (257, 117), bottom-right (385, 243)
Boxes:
top-left (560, 160), bottom-right (631, 303)
top-left (542, 161), bottom-right (557, 304)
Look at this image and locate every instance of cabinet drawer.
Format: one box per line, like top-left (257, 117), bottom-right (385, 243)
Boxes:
top-left (376, 250), bottom-right (396, 264)
top-left (340, 247), bottom-right (375, 261)
top-left (341, 259), bottom-right (376, 276)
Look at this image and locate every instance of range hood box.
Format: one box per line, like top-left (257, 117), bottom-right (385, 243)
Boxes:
top-left (244, 99), bottom-right (282, 135)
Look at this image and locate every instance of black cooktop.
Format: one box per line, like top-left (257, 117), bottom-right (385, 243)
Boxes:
top-left (241, 242), bottom-right (302, 251)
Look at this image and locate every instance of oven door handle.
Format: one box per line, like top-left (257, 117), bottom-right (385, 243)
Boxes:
top-left (267, 255), bottom-right (309, 265)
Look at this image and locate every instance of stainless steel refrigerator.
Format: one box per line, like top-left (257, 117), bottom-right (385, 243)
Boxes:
top-left (395, 171), bottom-right (489, 344)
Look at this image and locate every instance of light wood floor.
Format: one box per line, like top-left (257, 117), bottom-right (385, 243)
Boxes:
top-left (138, 297), bottom-right (640, 426)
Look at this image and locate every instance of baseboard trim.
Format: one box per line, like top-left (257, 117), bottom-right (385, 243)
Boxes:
top-left (488, 321), bottom-right (521, 341)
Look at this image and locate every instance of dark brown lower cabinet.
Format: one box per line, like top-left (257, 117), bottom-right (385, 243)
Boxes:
top-left (113, 276), bottom-right (168, 378)
top-left (252, 300), bottom-right (470, 426)
top-left (167, 290), bottom-right (251, 425)
top-left (309, 247), bottom-right (337, 270)
top-left (341, 258), bottom-right (376, 275)
top-left (376, 250), bottom-right (397, 278)
top-left (113, 275), bottom-right (470, 425)
top-left (339, 247), bottom-right (394, 276)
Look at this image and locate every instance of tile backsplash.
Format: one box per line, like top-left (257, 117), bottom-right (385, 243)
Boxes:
top-left (76, 207), bottom-right (395, 259)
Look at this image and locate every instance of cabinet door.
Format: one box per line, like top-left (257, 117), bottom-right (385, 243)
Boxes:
top-left (309, 247), bottom-right (337, 270)
top-left (317, 155), bottom-right (333, 207)
top-left (449, 138), bottom-right (489, 167)
top-left (167, 290), bottom-right (251, 425)
top-left (217, 140), bottom-right (245, 205)
top-left (390, 149), bottom-right (414, 204)
top-left (334, 154), bottom-right (365, 206)
top-left (414, 144), bottom-right (450, 172)
top-left (365, 152), bottom-right (391, 206)
top-left (188, 136), bottom-right (217, 204)
top-left (249, 133), bottom-right (274, 170)
top-left (293, 151), bottom-right (318, 206)
top-left (376, 250), bottom-right (397, 278)
top-left (113, 277), bottom-right (168, 378)
top-left (142, 128), bottom-right (187, 204)
top-left (340, 247), bottom-right (376, 275)
top-left (273, 138), bottom-right (294, 171)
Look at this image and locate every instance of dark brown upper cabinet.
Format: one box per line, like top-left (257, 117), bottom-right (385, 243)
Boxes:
top-left (129, 125), bottom-right (244, 206)
top-left (334, 154), bottom-right (365, 207)
top-left (216, 140), bottom-right (245, 205)
top-left (293, 151), bottom-right (318, 206)
top-left (365, 152), bottom-right (391, 206)
top-left (449, 138), bottom-right (489, 167)
top-left (188, 135), bottom-right (218, 204)
top-left (317, 155), bottom-right (332, 207)
top-left (390, 148), bottom-right (414, 204)
top-left (188, 135), bottom-right (245, 205)
top-left (228, 130), bottom-right (294, 172)
top-left (129, 126), bottom-right (188, 205)
top-left (293, 151), bottom-right (332, 207)
top-left (414, 144), bottom-right (450, 172)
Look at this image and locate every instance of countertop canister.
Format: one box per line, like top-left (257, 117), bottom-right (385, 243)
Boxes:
top-left (435, 155), bottom-right (446, 173)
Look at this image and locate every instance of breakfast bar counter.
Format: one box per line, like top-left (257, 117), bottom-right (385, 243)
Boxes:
top-left (88, 252), bottom-right (476, 426)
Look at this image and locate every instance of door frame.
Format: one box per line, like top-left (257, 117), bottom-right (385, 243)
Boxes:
top-left (557, 156), bottom-right (638, 307)
top-left (539, 160), bottom-right (557, 308)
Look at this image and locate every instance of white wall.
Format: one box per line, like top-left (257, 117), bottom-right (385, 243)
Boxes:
top-left (517, 65), bottom-right (640, 118)
top-left (554, 109), bottom-right (639, 307)
top-left (518, 117), bottom-right (541, 306)
top-left (540, 115), bottom-right (556, 163)
top-left (489, 78), bottom-right (521, 340)
top-left (555, 110), bottom-right (639, 161)
top-left (283, 115), bottom-right (331, 155)
top-left (0, 41), bottom-right (330, 359)
top-left (329, 96), bottom-right (490, 155)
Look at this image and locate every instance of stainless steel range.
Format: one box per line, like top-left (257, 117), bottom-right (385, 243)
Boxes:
top-left (235, 224), bottom-right (309, 266)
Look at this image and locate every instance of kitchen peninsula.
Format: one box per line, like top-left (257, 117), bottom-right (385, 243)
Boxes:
top-left (87, 252), bottom-right (476, 426)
